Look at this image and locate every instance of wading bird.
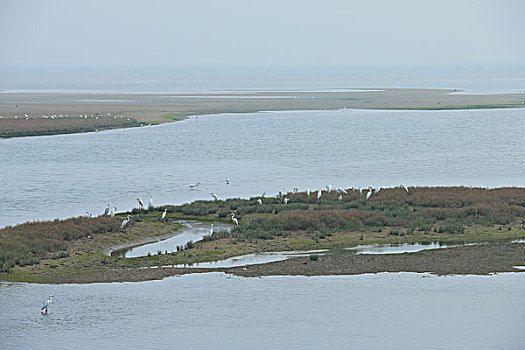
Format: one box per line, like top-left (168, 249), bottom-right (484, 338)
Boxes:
top-left (261, 191), bottom-right (266, 198)
top-left (189, 182), bottom-right (201, 190)
top-left (137, 198), bottom-right (144, 209)
top-left (121, 215), bottom-right (131, 229)
top-left (338, 194), bottom-right (343, 201)
top-left (109, 206), bottom-right (116, 217)
top-left (366, 187), bottom-right (373, 200)
top-left (337, 188), bottom-right (348, 195)
top-left (257, 198), bottom-right (263, 204)
top-left (104, 204), bottom-right (110, 216)
top-left (41, 295), bottom-right (53, 315)
top-left (326, 184), bottom-right (333, 192)
top-left (293, 186), bottom-right (299, 194)
top-left (278, 190), bottom-right (284, 198)
top-left (284, 197), bottom-right (289, 204)
top-left (211, 193), bottom-right (219, 201)
top-left (209, 224), bottom-right (214, 236)
top-left (148, 196), bottom-right (154, 209)
top-left (161, 209), bottom-right (167, 220)
top-left (317, 190), bottom-right (322, 199)
top-left (376, 186), bottom-right (381, 194)
top-left (231, 213), bottom-right (239, 225)
top-left (306, 188), bottom-right (311, 196)
top-left (401, 184), bottom-right (409, 193)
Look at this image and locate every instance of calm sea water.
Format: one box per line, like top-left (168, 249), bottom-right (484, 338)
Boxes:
top-left (1, 273), bottom-right (524, 350)
top-left (1, 108), bottom-right (524, 227)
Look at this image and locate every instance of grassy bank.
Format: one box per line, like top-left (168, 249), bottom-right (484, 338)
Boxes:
top-left (1, 186), bottom-right (524, 283)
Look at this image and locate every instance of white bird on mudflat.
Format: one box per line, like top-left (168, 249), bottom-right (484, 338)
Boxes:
top-left (137, 198), bottom-right (144, 209)
top-left (401, 184), bottom-right (409, 193)
top-left (257, 198), bottom-right (263, 204)
top-left (41, 295), bottom-right (53, 314)
top-left (211, 193), bottom-right (219, 201)
top-left (376, 186), bottom-right (381, 194)
top-left (366, 188), bottom-right (373, 200)
top-left (317, 190), bottom-right (322, 199)
top-left (104, 204), bottom-right (110, 216)
top-left (109, 206), bottom-right (116, 217)
top-left (284, 197), bottom-right (289, 204)
top-left (189, 182), bottom-right (201, 190)
top-left (209, 224), bottom-right (214, 236)
top-left (161, 209), bottom-right (167, 220)
top-left (326, 184), bottom-right (333, 192)
top-left (306, 188), bottom-right (311, 196)
top-left (121, 215), bottom-right (131, 229)
top-left (337, 188), bottom-right (348, 194)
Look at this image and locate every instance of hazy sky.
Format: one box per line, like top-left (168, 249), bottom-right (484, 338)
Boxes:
top-left (1, 0), bottom-right (524, 67)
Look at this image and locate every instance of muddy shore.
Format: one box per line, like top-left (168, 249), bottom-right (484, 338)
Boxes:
top-left (1, 88), bottom-right (524, 137)
top-left (41, 242), bottom-right (525, 284)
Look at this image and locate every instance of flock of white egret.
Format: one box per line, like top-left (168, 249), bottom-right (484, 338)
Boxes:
top-left (0, 112), bottom-right (131, 121)
top-left (109, 179), bottom-right (409, 232)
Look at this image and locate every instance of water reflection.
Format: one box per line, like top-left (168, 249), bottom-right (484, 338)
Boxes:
top-left (110, 221), bottom-right (233, 258)
top-left (345, 241), bottom-right (476, 255)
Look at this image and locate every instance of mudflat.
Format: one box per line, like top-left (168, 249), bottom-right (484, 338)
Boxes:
top-left (1, 88), bottom-right (524, 137)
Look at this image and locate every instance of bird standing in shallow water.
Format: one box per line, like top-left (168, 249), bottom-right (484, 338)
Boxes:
top-left (231, 213), bottom-right (239, 225)
top-left (209, 224), bottom-right (214, 236)
top-left (41, 295), bottom-right (53, 315)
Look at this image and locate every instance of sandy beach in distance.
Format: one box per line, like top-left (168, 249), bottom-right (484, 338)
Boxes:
top-left (1, 88), bottom-right (524, 137)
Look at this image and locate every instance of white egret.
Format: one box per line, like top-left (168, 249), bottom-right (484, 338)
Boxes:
top-left (121, 215), bottom-right (131, 229)
top-left (109, 206), bottom-right (116, 217)
top-left (231, 213), bottom-right (239, 225)
top-left (326, 184), bottom-right (333, 192)
top-left (104, 204), bottom-right (110, 216)
top-left (366, 188), bottom-right (373, 200)
top-left (161, 209), bottom-right (167, 220)
top-left (189, 182), bottom-right (201, 190)
top-left (209, 224), bottom-right (214, 236)
top-left (337, 188), bottom-right (348, 194)
top-left (376, 186), bottom-right (381, 194)
top-left (284, 198), bottom-right (289, 204)
top-left (257, 198), bottom-right (263, 204)
top-left (210, 193), bottom-right (219, 201)
top-left (317, 190), bottom-right (322, 199)
top-left (148, 196), bottom-right (154, 209)
top-left (358, 187), bottom-right (363, 196)
top-left (137, 198), bottom-right (144, 209)
top-left (401, 184), bottom-right (409, 193)
top-left (306, 188), bottom-right (311, 196)
top-left (41, 295), bottom-right (53, 315)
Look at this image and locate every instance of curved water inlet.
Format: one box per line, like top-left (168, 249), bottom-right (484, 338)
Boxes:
top-left (110, 220), bottom-right (233, 258)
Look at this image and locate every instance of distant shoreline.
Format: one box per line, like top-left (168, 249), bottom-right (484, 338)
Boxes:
top-left (1, 88), bottom-right (524, 138)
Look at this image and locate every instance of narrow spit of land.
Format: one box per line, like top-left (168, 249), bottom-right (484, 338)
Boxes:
top-left (1, 88), bottom-right (524, 137)
top-left (1, 187), bottom-right (524, 283)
